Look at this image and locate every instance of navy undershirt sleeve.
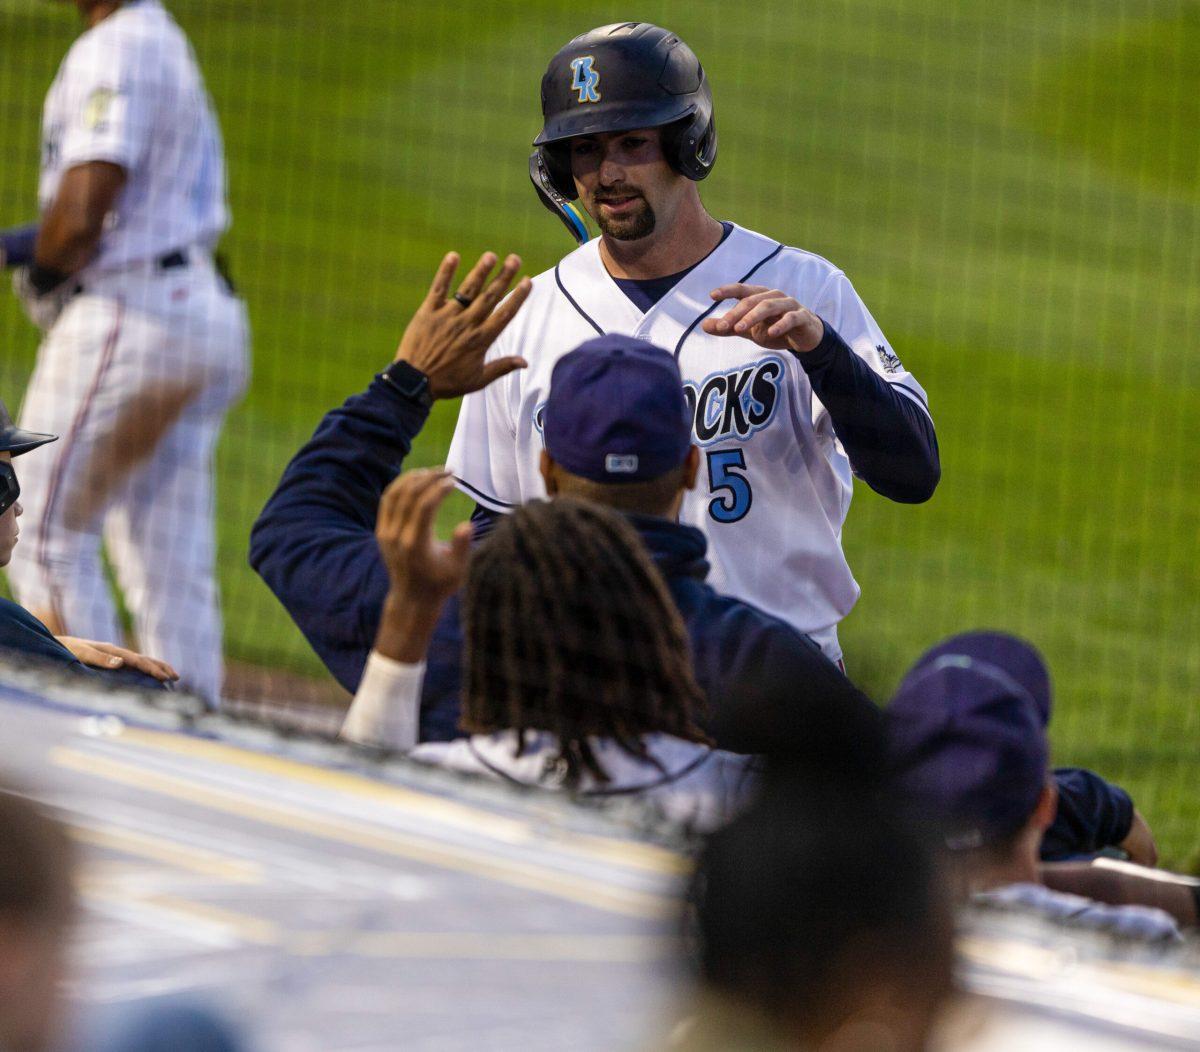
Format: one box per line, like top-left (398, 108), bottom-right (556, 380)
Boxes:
top-left (798, 322), bottom-right (940, 503)
top-left (1042, 766), bottom-right (1135, 861)
top-left (0, 224), bottom-right (38, 268)
top-left (470, 502), bottom-right (502, 539)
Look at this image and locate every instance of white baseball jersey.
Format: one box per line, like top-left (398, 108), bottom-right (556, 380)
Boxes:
top-left (343, 652), bottom-right (754, 832)
top-left (38, 0), bottom-right (228, 278)
top-left (447, 224), bottom-right (931, 639)
top-left (415, 731), bottom-right (754, 832)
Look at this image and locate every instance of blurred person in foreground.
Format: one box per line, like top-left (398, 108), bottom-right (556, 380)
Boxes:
top-left (0, 785), bottom-right (75, 1052)
top-left (0, 780), bottom-right (247, 1052)
top-left (0, 398), bottom-right (176, 687)
top-left (888, 634), bottom-right (1194, 940)
top-left (670, 776), bottom-right (955, 1052)
top-left (344, 487), bottom-right (754, 829)
top-left (252, 251), bottom-right (872, 753)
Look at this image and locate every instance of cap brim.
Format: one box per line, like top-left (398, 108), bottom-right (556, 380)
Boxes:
top-left (1, 427), bottom-right (58, 457)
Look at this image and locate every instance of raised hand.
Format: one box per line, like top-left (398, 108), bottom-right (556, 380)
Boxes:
top-left (702, 282), bottom-right (825, 354)
top-left (372, 469), bottom-right (473, 664)
top-left (375, 468), bottom-right (471, 604)
top-left (393, 251), bottom-right (533, 398)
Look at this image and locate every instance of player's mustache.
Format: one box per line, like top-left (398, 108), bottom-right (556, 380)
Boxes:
top-left (593, 187), bottom-right (643, 202)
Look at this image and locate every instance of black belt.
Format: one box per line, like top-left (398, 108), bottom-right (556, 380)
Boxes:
top-left (69, 249), bottom-right (190, 297)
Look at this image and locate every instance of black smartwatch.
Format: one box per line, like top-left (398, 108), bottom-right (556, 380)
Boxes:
top-left (381, 360), bottom-right (433, 409)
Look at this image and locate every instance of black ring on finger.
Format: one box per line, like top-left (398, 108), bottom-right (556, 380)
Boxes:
top-left (453, 292), bottom-right (473, 309)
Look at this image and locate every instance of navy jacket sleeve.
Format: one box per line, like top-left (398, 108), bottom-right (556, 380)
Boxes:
top-left (249, 376), bottom-right (429, 693)
top-left (1041, 766), bottom-right (1135, 861)
top-left (799, 323), bottom-right (940, 503)
top-left (0, 597), bottom-right (163, 690)
top-left (668, 578), bottom-right (884, 766)
top-left (1, 597), bottom-right (94, 672)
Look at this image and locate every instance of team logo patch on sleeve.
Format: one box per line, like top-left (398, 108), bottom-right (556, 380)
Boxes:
top-left (876, 343), bottom-right (903, 374)
top-left (570, 56), bottom-right (601, 104)
top-left (83, 87), bottom-right (118, 131)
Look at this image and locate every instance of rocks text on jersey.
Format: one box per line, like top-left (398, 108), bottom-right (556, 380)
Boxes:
top-left (533, 355), bottom-right (785, 446)
top-left (683, 356), bottom-right (785, 446)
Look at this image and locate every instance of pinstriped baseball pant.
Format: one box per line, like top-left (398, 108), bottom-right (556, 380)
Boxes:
top-left (7, 255), bottom-right (248, 706)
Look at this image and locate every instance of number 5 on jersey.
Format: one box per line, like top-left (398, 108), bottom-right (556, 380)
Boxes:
top-left (706, 448), bottom-right (752, 523)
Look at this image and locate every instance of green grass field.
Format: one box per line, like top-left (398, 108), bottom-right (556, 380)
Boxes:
top-left (1, 2), bottom-right (1197, 864)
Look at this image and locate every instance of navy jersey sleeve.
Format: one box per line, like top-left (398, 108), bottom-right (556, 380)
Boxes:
top-left (1041, 766), bottom-right (1135, 861)
top-left (799, 323), bottom-right (940, 503)
top-left (249, 376), bottom-right (429, 693)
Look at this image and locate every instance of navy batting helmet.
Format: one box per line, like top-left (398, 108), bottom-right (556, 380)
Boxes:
top-left (0, 398), bottom-right (54, 458)
top-left (529, 23), bottom-right (717, 243)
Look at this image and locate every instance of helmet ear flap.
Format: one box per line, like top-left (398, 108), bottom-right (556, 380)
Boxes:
top-left (663, 111), bottom-right (717, 182)
top-left (538, 143), bottom-right (577, 200)
top-left (529, 150), bottom-right (590, 244)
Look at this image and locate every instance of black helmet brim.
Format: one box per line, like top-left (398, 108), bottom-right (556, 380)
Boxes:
top-left (533, 100), bottom-right (698, 147)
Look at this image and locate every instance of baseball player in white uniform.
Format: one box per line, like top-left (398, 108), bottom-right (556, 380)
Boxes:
top-left (448, 23), bottom-right (940, 665)
top-left (0, 0), bottom-right (248, 706)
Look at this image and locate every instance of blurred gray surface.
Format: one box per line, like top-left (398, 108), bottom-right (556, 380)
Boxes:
top-left (2, 668), bottom-right (1199, 1051)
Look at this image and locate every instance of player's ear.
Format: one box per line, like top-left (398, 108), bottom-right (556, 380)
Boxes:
top-left (1032, 779), bottom-right (1057, 833)
top-left (539, 450), bottom-right (558, 495)
top-left (682, 445), bottom-right (700, 490)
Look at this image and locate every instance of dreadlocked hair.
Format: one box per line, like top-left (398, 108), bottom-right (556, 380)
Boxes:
top-left (461, 498), bottom-right (710, 790)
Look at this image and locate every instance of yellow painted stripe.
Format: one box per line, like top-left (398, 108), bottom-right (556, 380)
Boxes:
top-left (70, 823), bottom-right (262, 884)
top-left (139, 895), bottom-right (281, 945)
top-left (80, 882), bottom-right (281, 946)
top-left (79, 877), bottom-right (673, 962)
top-left (115, 726), bottom-right (686, 876)
top-left (51, 746), bottom-right (673, 920)
top-left (961, 935), bottom-right (1200, 1006)
top-left (288, 930), bottom-right (676, 962)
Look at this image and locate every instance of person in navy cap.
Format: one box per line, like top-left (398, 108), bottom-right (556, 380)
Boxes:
top-left (252, 252), bottom-right (879, 762)
top-left (909, 631), bottom-right (1157, 865)
top-left (0, 397), bottom-right (176, 687)
top-left (887, 636), bottom-right (1186, 941)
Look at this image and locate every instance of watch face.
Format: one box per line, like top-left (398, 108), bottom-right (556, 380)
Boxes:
top-left (388, 362), bottom-right (430, 402)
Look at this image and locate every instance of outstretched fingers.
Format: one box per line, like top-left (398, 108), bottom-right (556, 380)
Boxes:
top-left (703, 288), bottom-right (783, 335)
top-left (731, 295), bottom-right (798, 334)
top-left (425, 252), bottom-right (460, 306)
top-left (768, 310), bottom-right (809, 339)
top-left (454, 251), bottom-right (499, 306)
top-left (403, 472), bottom-right (456, 550)
top-left (479, 355), bottom-right (529, 387)
top-left (379, 469), bottom-right (446, 539)
top-left (470, 253), bottom-right (522, 317)
top-left (709, 282), bottom-right (770, 302)
top-left (481, 275), bottom-right (533, 336)
top-left (450, 521), bottom-right (472, 555)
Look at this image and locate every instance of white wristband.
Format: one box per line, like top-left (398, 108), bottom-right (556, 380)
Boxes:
top-left (339, 651), bottom-right (426, 751)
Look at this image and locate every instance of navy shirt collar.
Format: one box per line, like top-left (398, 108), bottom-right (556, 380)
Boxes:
top-left (624, 512), bottom-right (710, 581)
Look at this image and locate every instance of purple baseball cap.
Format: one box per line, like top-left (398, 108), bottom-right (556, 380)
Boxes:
top-left (543, 335), bottom-right (692, 483)
top-left (888, 650), bottom-right (1050, 849)
top-left (911, 631), bottom-right (1052, 727)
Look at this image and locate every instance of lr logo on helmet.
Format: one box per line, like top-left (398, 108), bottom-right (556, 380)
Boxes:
top-left (570, 56), bottom-right (601, 104)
